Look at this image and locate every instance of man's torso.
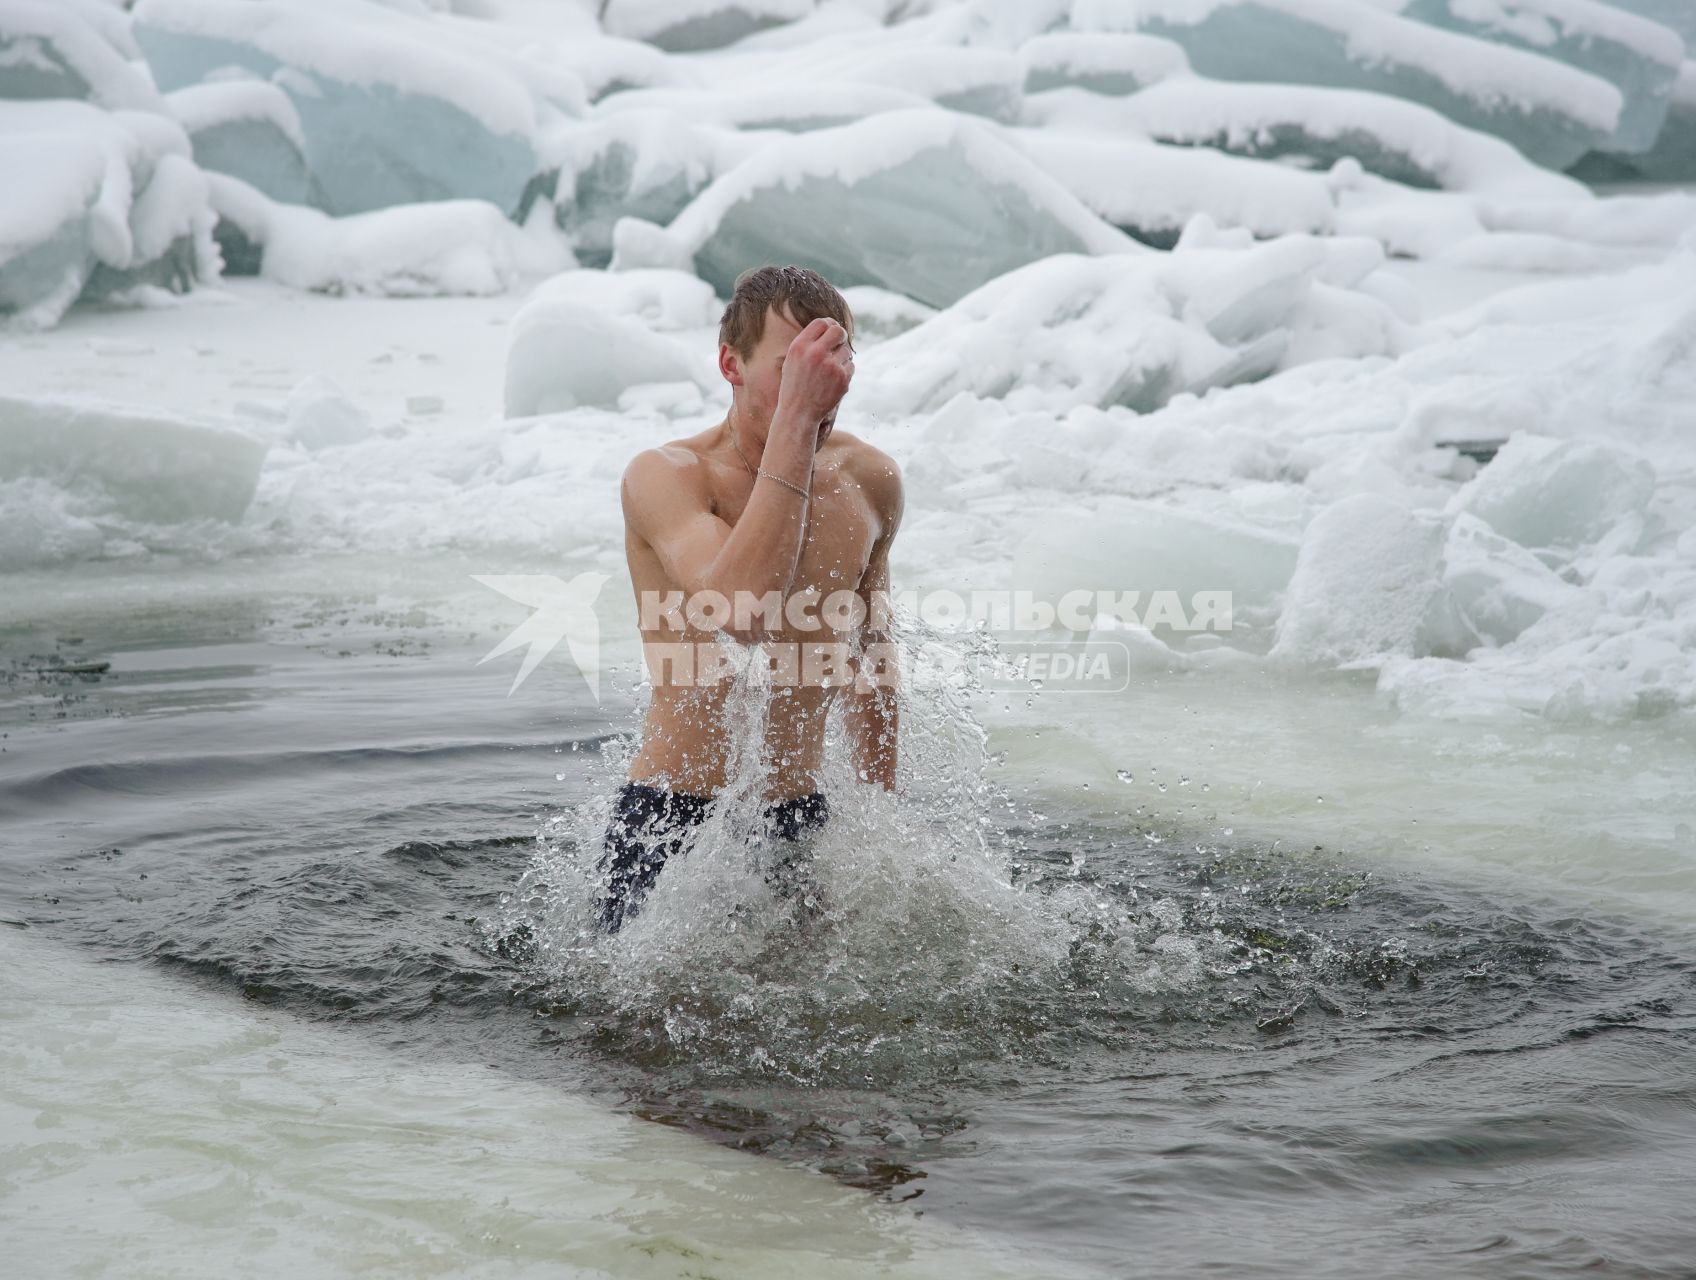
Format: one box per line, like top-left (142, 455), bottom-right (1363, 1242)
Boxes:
top-left (624, 428), bottom-right (885, 801)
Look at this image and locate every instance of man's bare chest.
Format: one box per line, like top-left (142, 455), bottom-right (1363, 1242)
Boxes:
top-left (713, 479), bottom-right (877, 598)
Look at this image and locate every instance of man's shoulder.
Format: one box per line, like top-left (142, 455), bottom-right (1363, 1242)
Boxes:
top-left (829, 430), bottom-right (903, 510)
top-left (621, 437), bottom-right (716, 527)
top-left (623, 436), bottom-right (711, 490)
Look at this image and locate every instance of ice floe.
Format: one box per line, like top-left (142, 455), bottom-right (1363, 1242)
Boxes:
top-left (1071, 0), bottom-right (1624, 169)
top-left (503, 267), bottom-right (716, 416)
top-left (858, 223), bottom-right (1406, 417)
top-left (611, 109), bottom-right (1135, 306)
top-left (206, 172), bottom-right (571, 296)
top-left (1017, 31), bottom-right (1191, 96)
top-left (1012, 129), bottom-right (1338, 245)
top-left (166, 79), bottom-right (310, 204)
top-left (1381, 0), bottom-right (1686, 155)
top-left (1038, 77), bottom-right (1589, 200)
top-left (133, 0), bottom-right (544, 216)
top-left (1271, 492), bottom-right (1454, 664)
top-left (1586, 60), bottom-right (1696, 180)
top-left (0, 100), bottom-right (217, 327)
top-left (0, 0), bottom-right (165, 112)
top-left (552, 110), bottom-right (753, 267)
top-left (602, 0), bottom-right (815, 53)
top-left (0, 392), bottom-right (267, 529)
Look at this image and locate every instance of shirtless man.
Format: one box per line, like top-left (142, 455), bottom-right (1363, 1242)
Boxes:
top-left (596, 265), bottom-right (904, 932)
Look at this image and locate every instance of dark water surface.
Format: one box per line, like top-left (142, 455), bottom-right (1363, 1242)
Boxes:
top-left (5, 599), bottom-right (1696, 1279)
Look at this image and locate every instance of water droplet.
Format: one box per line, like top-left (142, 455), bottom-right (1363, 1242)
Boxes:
top-left (1179, 776), bottom-right (1190, 787)
top-left (1157, 782), bottom-right (1168, 793)
top-left (1316, 796), bottom-right (1324, 804)
top-left (1080, 781), bottom-right (1090, 791)
top-left (1201, 783), bottom-right (1210, 793)
top-left (1116, 769), bottom-right (1134, 784)
top-left (554, 772), bottom-right (565, 782)
top-left (828, 569), bottom-right (840, 579)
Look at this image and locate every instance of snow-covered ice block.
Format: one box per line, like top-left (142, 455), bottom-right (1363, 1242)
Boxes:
top-left (166, 80), bottom-right (311, 205)
top-left (1442, 511), bottom-right (1582, 647)
top-left (132, 0), bottom-right (540, 217)
top-left (1591, 60), bottom-right (1696, 180)
top-left (1634, 60), bottom-right (1696, 179)
top-left (1478, 187), bottom-right (1696, 251)
top-left (522, 266), bottom-right (722, 332)
top-left (858, 253), bottom-right (1241, 416)
top-left (592, 82), bottom-right (939, 133)
top-left (0, 100), bottom-right (217, 327)
top-left (284, 375), bottom-right (372, 451)
top-left (603, 0), bottom-right (813, 52)
top-left (953, 0), bottom-right (1075, 48)
top-left (40, 0), bottom-right (145, 60)
top-left (81, 149), bottom-right (216, 303)
top-left (1072, 0), bottom-right (1623, 169)
top-left (1380, 536), bottom-right (1696, 721)
top-left (611, 110), bottom-right (1135, 309)
top-left (0, 132), bottom-right (106, 327)
top-left (1012, 129), bottom-right (1337, 246)
top-left (815, 44), bottom-right (1025, 121)
top-left (504, 272), bottom-right (707, 417)
top-left (0, 0), bottom-right (165, 111)
top-left (858, 233), bottom-right (1403, 417)
top-left (1332, 171), bottom-right (1487, 257)
top-left (839, 286), bottom-right (936, 343)
top-left (1450, 433), bottom-right (1656, 551)
top-left (206, 173), bottom-right (571, 296)
top-left (552, 33), bottom-right (694, 102)
top-left (1075, 78), bottom-right (1589, 200)
top-left (1594, 0), bottom-right (1696, 46)
top-left (0, 392), bottom-right (267, 525)
top-left (553, 111), bottom-right (748, 268)
top-left (1018, 32), bottom-right (1190, 95)
top-left (1271, 493), bottom-right (1450, 664)
top-left (1385, 0), bottom-right (1684, 154)
top-left (1432, 228), bottom-right (1661, 272)
top-left (1330, 159), bottom-right (1684, 264)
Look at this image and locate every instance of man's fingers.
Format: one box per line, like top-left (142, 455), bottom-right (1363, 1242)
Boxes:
top-left (809, 318), bottom-right (847, 346)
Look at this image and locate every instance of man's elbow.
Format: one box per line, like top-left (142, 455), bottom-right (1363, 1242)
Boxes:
top-left (688, 576), bottom-right (782, 647)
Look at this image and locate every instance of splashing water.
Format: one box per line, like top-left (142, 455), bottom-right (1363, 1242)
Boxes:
top-left (495, 617), bottom-right (1225, 1088)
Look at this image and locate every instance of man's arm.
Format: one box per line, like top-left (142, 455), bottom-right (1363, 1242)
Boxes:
top-left (844, 452), bottom-right (903, 790)
top-left (622, 318), bottom-right (853, 642)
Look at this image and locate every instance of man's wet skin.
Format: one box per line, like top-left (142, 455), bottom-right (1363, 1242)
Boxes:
top-left (619, 302), bottom-right (904, 803)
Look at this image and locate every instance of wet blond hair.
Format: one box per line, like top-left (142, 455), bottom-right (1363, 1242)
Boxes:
top-left (718, 264), bottom-right (855, 358)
